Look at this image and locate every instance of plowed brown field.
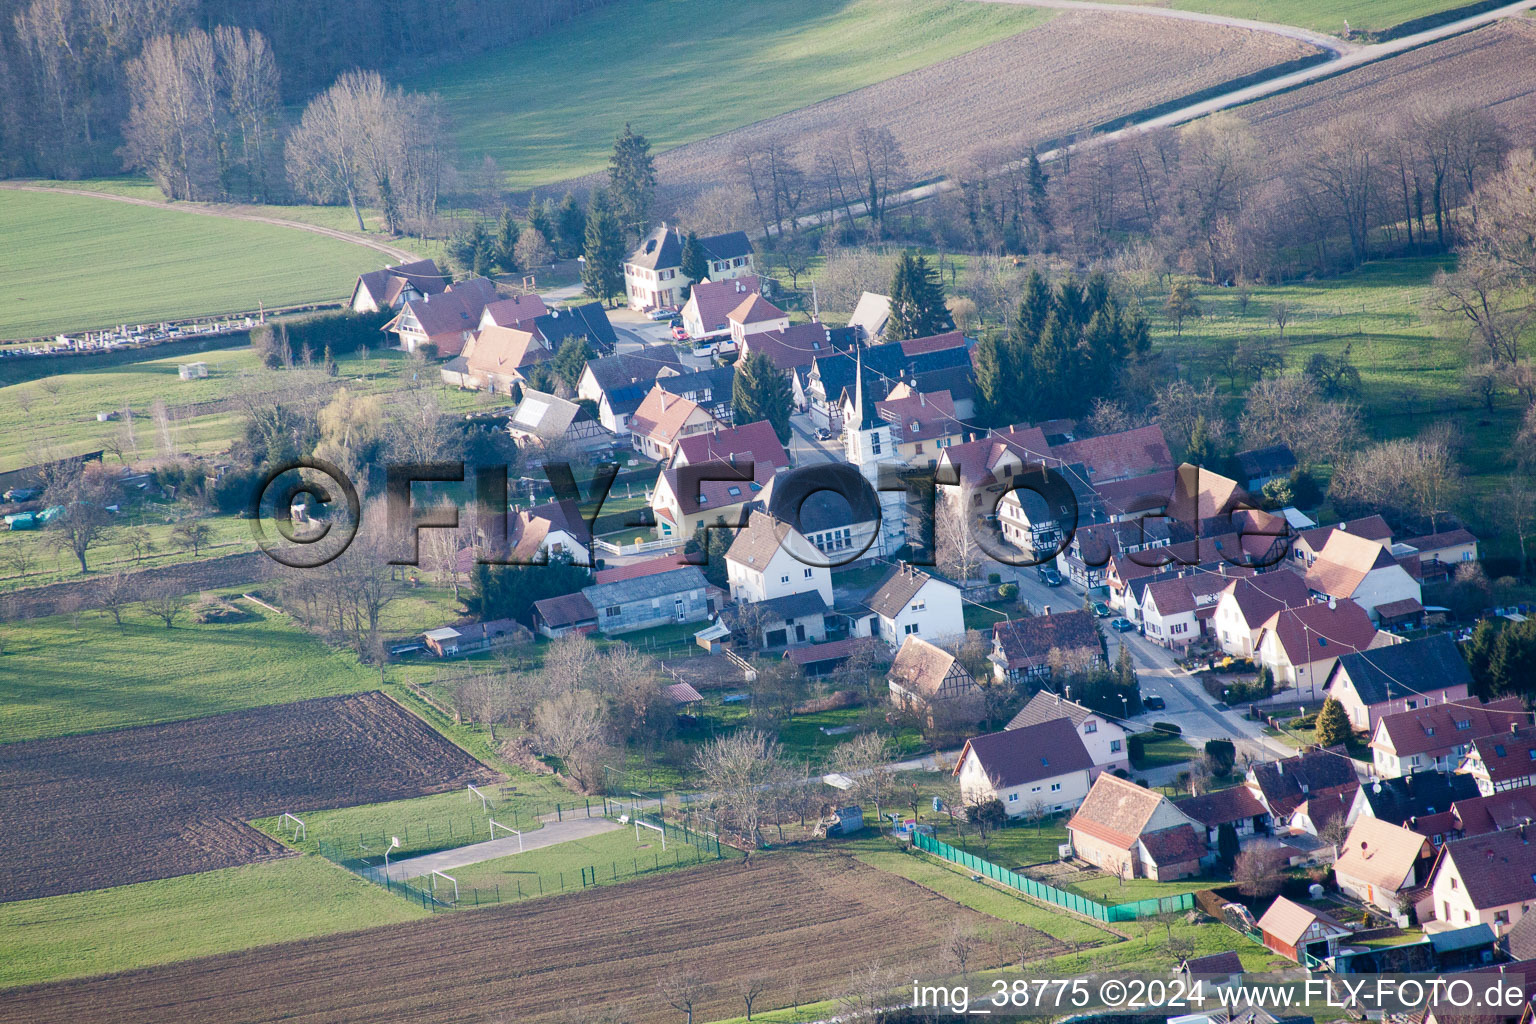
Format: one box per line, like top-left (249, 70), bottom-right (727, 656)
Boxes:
top-left (0, 692), bottom-right (496, 902)
top-left (3, 853), bottom-right (1036, 1024)
top-left (1240, 20), bottom-right (1536, 149)
top-left (644, 11), bottom-right (1321, 198)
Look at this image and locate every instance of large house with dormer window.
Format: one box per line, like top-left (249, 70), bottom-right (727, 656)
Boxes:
top-left (623, 225), bottom-right (754, 311)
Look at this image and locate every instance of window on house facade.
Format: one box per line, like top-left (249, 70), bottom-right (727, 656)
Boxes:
top-left (904, 623), bottom-right (920, 635)
top-left (804, 568), bottom-right (814, 578)
top-left (1050, 783), bottom-right (1061, 792)
top-left (1110, 739), bottom-right (1122, 752)
top-left (780, 575), bottom-right (790, 583)
top-left (1085, 722), bottom-right (1097, 734)
top-left (1008, 792), bottom-right (1018, 802)
top-left (606, 606), bottom-right (621, 617)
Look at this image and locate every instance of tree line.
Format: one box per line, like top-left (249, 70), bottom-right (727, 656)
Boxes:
top-left (0, 0), bottom-right (615, 181)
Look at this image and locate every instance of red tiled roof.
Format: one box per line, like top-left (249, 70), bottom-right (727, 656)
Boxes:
top-left (686, 276), bottom-right (762, 333)
top-left (1138, 824), bottom-right (1206, 866)
top-left (1095, 470), bottom-right (1177, 517)
top-left (1298, 516), bottom-right (1394, 553)
top-left (466, 325), bottom-right (544, 377)
top-left (1469, 728), bottom-right (1536, 785)
top-left (1219, 570), bottom-right (1313, 630)
top-left (532, 592), bottom-right (596, 628)
top-left (1258, 895), bottom-right (1348, 947)
top-left (785, 635), bottom-right (878, 666)
top-left (1175, 786), bottom-right (1267, 827)
top-left (898, 331), bottom-right (967, 356)
top-left (631, 385), bottom-right (714, 444)
top-left (1068, 773), bottom-right (1171, 850)
top-left (1051, 425), bottom-right (1172, 484)
top-left (1257, 600), bottom-right (1380, 666)
top-left (992, 610), bottom-right (1101, 671)
top-left (956, 719), bottom-right (1093, 789)
top-left (938, 428), bottom-right (1052, 489)
top-left (1403, 528), bottom-right (1478, 553)
top-left (1374, 696), bottom-right (1529, 759)
top-left (1439, 829), bottom-right (1536, 910)
top-left (728, 293), bottom-right (786, 325)
top-left (480, 292), bottom-right (548, 327)
top-left (661, 457), bottom-right (774, 517)
top-left (742, 321), bottom-right (840, 373)
top-left (674, 420), bottom-right (789, 471)
top-left (1453, 787), bottom-right (1536, 837)
top-left (876, 390), bottom-right (958, 443)
top-left (592, 553), bottom-right (691, 584)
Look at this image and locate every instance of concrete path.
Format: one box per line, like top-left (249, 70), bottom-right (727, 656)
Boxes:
top-left (971, 0), bottom-right (1353, 54)
top-left (382, 814), bottom-right (620, 882)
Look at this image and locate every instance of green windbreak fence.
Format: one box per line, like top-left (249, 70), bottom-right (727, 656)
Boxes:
top-left (912, 832), bottom-right (1195, 922)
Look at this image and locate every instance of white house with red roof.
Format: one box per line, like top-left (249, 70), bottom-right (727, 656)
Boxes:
top-left (478, 292), bottom-right (548, 329)
top-left (1211, 570), bottom-right (1313, 657)
top-left (671, 420), bottom-right (788, 472)
top-left (1140, 570), bottom-right (1244, 648)
top-left (650, 458), bottom-right (773, 540)
top-left (1051, 425), bottom-right (1173, 484)
top-left (724, 511), bottom-right (832, 607)
top-left (1253, 599), bottom-right (1392, 700)
top-left (350, 259), bottom-right (447, 312)
top-left (1290, 516), bottom-right (1394, 568)
top-left (1067, 773), bottom-right (1207, 880)
top-left (1370, 696), bottom-right (1529, 779)
top-left (1460, 727), bottom-right (1536, 797)
top-left (1425, 828), bottom-right (1536, 933)
top-left (1304, 530), bottom-right (1422, 623)
top-left (726, 294), bottom-right (789, 347)
top-left (955, 718), bottom-right (1095, 816)
top-left (385, 278), bottom-right (498, 355)
top-left (680, 275), bottom-right (763, 340)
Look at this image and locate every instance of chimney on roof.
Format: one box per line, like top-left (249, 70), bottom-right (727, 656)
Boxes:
top-left (1515, 722), bottom-right (1522, 736)
top-left (1043, 605), bottom-right (1051, 616)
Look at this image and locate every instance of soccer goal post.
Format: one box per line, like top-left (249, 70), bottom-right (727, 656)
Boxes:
top-left (467, 783), bottom-right (489, 812)
top-left (281, 812), bottom-right (306, 841)
top-left (635, 818), bottom-right (665, 851)
top-left (488, 819), bottom-right (522, 852)
top-left (430, 869), bottom-right (458, 903)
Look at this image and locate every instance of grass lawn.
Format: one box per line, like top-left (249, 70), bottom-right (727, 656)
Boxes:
top-left (0, 856), bottom-right (426, 989)
top-left (1061, 873), bottom-right (1219, 906)
top-left (405, 0), bottom-right (1048, 188)
top-left (249, 780), bottom-right (585, 863)
top-left (1131, 732), bottom-right (1199, 771)
top-left (0, 344), bottom-right (499, 472)
top-left (428, 821), bottom-right (737, 904)
top-left (0, 602), bottom-right (376, 744)
top-left (0, 189), bottom-right (388, 340)
top-left (923, 815), bottom-right (1072, 871)
top-left (1139, 0), bottom-right (1474, 35)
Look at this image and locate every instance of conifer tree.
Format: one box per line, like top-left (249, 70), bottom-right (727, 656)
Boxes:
top-left (732, 349), bottom-right (793, 443)
top-left (581, 189), bottom-right (626, 307)
top-left (608, 123), bottom-right (656, 240)
top-left (680, 231), bottom-right (709, 284)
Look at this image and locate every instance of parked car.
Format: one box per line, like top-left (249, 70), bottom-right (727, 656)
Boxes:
top-left (1091, 601), bottom-right (1111, 618)
top-left (671, 324), bottom-right (689, 341)
top-left (1036, 566), bottom-right (1063, 586)
top-left (1143, 694), bottom-right (1166, 711)
top-left (1111, 617), bottom-right (1136, 633)
top-left (814, 428), bottom-right (833, 441)
top-left (646, 306), bottom-right (679, 321)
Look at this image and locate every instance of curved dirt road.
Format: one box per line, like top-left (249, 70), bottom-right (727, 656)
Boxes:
top-left (971, 0), bottom-right (1354, 54)
top-left (0, 182), bottom-right (421, 263)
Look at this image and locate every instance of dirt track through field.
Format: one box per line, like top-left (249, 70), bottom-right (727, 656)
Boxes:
top-left (0, 692), bottom-right (497, 902)
top-left (629, 11), bottom-right (1322, 201)
top-left (2, 852), bottom-right (1043, 1022)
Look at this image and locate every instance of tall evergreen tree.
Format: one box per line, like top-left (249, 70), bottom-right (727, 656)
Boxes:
top-left (971, 334), bottom-right (1009, 427)
top-left (1029, 311), bottom-right (1076, 420)
top-left (527, 195), bottom-right (554, 243)
top-left (1026, 149), bottom-right (1051, 234)
top-left (680, 231), bottom-right (710, 284)
top-left (608, 122), bottom-right (656, 240)
top-left (553, 192), bottom-right (586, 260)
top-left (581, 189), bottom-right (626, 307)
top-left (1054, 275), bottom-right (1087, 329)
top-left (733, 349), bottom-right (793, 443)
top-left (493, 207), bottom-right (520, 273)
top-left (887, 251), bottom-right (952, 340)
top-left (1013, 270), bottom-right (1053, 349)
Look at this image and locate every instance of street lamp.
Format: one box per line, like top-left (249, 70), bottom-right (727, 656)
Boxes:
top-left (1120, 695), bottom-right (1128, 718)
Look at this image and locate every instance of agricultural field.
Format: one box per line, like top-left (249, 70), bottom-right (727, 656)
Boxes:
top-left (1239, 20), bottom-right (1536, 152)
top-left (0, 856), bottom-right (427, 989)
top-left (1124, 0), bottom-right (1491, 35)
top-left (405, 0), bottom-right (1052, 188)
top-left (0, 602), bottom-right (376, 743)
top-left (4, 853), bottom-right (1017, 1024)
top-left (0, 190), bottom-right (390, 340)
top-left (648, 11), bottom-right (1322, 199)
top-left (0, 692), bottom-right (497, 901)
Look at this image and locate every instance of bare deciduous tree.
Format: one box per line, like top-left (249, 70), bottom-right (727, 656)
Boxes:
top-left (831, 732), bottom-right (895, 825)
top-left (143, 584), bottom-right (188, 629)
top-left (1233, 846), bottom-right (1286, 898)
top-left (657, 969), bottom-right (710, 1024)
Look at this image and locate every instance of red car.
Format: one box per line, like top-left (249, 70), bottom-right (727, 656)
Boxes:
top-left (671, 324), bottom-right (688, 341)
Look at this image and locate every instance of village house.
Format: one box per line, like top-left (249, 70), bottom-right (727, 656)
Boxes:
top-left (1175, 951), bottom-right (1243, 989)
top-left (1174, 786), bottom-right (1271, 849)
top-left (1257, 896), bottom-right (1352, 962)
top-left (887, 635), bottom-right (981, 716)
top-left (848, 291), bottom-right (891, 342)
top-left (1333, 816), bottom-right (1436, 915)
top-left (856, 563), bottom-right (965, 646)
top-left (725, 293), bottom-right (789, 348)
top-left (1058, 519), bottom-right (1169, 593)
top-left (1285, 781), bottom-right (1359, 836)
top-left (1451, 787), bottom-right (1536, 838)
top-left (628, 384), bottom-right (722, 462)
top-left (1460, 727), bottom-right (1536, 796)
top-left (732, 589), bottom-right (830, 650)
top-left (384, 278), bottom-right (498, 355)
top-left (1425, 827), bottom-right (1536, 933)
top-left (350, 259), bottom-right (447, 312)
top-left (856, 388), bottom-right (964, 470)
top-left (1246, 747), bottom-right (1360, 819)
top-left (679, 275), bottom-right (765, 341)
top-left (649, 457), bottom-right (773, 540)
top-left (1291, 516), bottom-right (1395, 568)
top-left (1211, 570), bottom-right (1313, 658)
top-left (654, 367), bottom-right (734, 425)
top-left (1369, 697), bottom-right (1529, 779)
top-left (503, 388), bottom-right (612, 459)
top-left (955, 718), bottom-right (1095, 817)
top-left (1049, 424), bottom-right (1174, 486)
top-left (1234, 444), bottom-right (1298, 493)
top-left (1304, 529), bottom-right (1423, 623)
top-left (988, 608), bottom-right (1103, 685)
top-left (724, 511), bottom-right (833, 607)
top-left (1253, 599), bottom-right (1390, 702)
top-left (501, 499), bottom-right (592, 566)
top-left (1399, 526), bottom-right (1480, 581)
top-left (581, 566), bottom-right (714, 635)
top-left (446, 324), bottom-right (547, 393)
top-left (993, 461), bottom-right (1099, 563)
top-left (575, 348), bottom-right (686, 434)
top-left (805, 332), bottom-right (973, 430)
top-left (421, 618), bottom-right (531, 658)
top-left (476, 291), bottom-right (547, 328)
top-left (1350, 770), bottom-right (1477, 846)
top-left (1139, 570), bottom-right (1242, 649)
top-left (623, 225), bottom-right (754, 311)
top-left (756, 474), bottom-right (886, 563)
top-left (1067, 773), bottom-right (1208, 881)
top-left (739, 321), bottom-right (857, 390)
top-left (530, 592), bottom-right (598, 639)
top-left (1325, 632), bottom-right (1473, 734)
top-left (1006, 691), bottom-right (1130, 776)
top-left (671, 420), bottom-right (788, 472)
